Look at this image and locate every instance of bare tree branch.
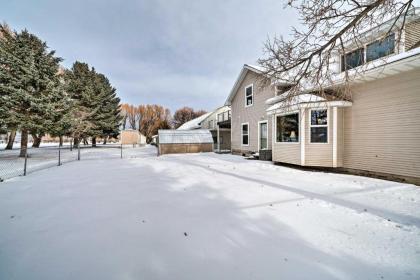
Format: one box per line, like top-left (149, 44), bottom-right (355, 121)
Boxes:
top-left (258, 0), bottom-right (417, 106)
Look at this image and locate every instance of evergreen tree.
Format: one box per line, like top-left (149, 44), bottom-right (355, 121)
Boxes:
top-left (0, 25), bottom-right (65, 156)
top-left (64, 62), bottom-right (97, 145)
top-left (0, 24), bottom-right (20, 147)
top-left (91, 72), bottom-right (121, 146)
top-left (65, 62), bottom-right (122, 146)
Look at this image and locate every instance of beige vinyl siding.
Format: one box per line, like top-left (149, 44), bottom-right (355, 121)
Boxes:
top-left (405, 19), bottom-right (420, 50)
top-left (271, 114), bottom-right (301, 165)
top-left (343, 69), bottom-right (420, 179)
top-left (231, 71), bottom-right (275, 153)
top-left (337, 108), bottom-right (344, 167)
top-left (272, 143), bottom-right (301, 165)
top-left (305, 108), bottom-right (333, 167)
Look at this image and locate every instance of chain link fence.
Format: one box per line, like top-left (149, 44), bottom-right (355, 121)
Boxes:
top-left (0, 143), bottom-right (152, 182)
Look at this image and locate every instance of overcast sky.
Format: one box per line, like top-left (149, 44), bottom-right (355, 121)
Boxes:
top-left (3, 0), bottom-right (298, 112)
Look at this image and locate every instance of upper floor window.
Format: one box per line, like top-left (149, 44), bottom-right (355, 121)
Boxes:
top-left (366, 33), bottom-right (395, 62)
top-left (310, 109), bottom-right (328, 143)
top-left (341, 33), bottom-right (395, 72)
top-left (276, 113), bottom-right (299, 143)
top-left (245, 84), bottom-right (253, 107)
top-left (217, 111), bottom-right (231, 123)
top-left (341, 48), bottom-right (364, 71)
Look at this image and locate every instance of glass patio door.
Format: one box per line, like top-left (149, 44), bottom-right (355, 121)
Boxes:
top-left (259, 122), bottom-right (268, 150)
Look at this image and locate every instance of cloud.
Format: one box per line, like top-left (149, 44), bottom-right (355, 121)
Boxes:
top-left (2, 0), bottom-right (299, 111)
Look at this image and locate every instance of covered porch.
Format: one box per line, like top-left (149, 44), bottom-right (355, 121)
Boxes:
top-left (213, 116), bottom-right (231, 153)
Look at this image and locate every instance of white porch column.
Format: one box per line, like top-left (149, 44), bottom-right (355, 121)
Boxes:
top-left (332, 106), bottom-right (338, 168)
top-left (300, 108), bottom-right (306, 166)
top-left (217, 125), bottom-right (220, 152)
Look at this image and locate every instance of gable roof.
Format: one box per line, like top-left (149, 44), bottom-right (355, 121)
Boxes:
top-left (224, 64), bottom-right (265, 105)
top-left (158, 129), bottom-right (213, 144)
top-left (177, 112), bottom-right (212, 130)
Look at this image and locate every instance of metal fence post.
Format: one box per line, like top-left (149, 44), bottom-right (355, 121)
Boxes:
top-left (78, 144), bottom-right (80, 161)
top-left (23, 149), bottom-right (28, 176)
top-left (120, 143), bottom-right (123, 159)
top-left (58, 144), bottom-right (61, 166)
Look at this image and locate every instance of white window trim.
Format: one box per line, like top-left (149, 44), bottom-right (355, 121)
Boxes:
top-left (332, 107), bottom-right (338, 168)
top-left (309, 108), bottom-right (329, 144)
top-left (258, 120), bottom-right (268, 151)
top-left (300, 108), bottom-right (305, 165)
top-left (244, 84), bottom-right (254, 108)
top-left (241, 122), bottom-right (250, 146)
top-left (274, 111), bottom-right (300, 144)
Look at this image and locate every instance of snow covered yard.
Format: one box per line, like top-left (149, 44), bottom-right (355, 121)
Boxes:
top-left (0, 146), bottom-right (419, 280)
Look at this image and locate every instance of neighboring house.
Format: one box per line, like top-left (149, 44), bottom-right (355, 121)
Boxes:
top-left (157, 129), bottom-right (213, 155)
top-left (200, 105), bottom-right (231, 152)
top-left (225, 64), bottom-right (275, 156)
top-left (120, 129), bottom-right (147, 146)
top-left (266, 11), bottom-right (420, 184)
top-left (177, 112), bottom-right (212, 130)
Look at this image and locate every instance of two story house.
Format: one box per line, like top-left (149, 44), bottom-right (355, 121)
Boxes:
top-left (200, 105), bottom-right (231, 152)
top-left (177, 106), bottom-right (232, 152)
top-left (267, 11), bottom-right (420, 184)
top-left (225, 64), bottom-right (275, 157)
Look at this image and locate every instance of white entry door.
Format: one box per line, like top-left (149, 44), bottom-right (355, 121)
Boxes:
top-left (259, 121), bottom-right (268, 150)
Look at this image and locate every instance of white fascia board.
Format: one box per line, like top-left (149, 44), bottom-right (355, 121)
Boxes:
top-left (267, 101), bottom-right (352, 115)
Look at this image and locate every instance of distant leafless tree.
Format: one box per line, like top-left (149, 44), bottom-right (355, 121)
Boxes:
top-left (120, 104), bottom-right (140, 130)
top-left (138, 104), bottom-right (172, 142)
top-left (258, 0), bottom-right (417, 103)
top-left (173, 107), bottom-right (207, 128)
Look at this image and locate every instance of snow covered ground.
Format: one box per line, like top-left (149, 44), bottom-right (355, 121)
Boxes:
top-left (0, 145), bottom-right (419, 280)
top-left (0, 144), bottom-right (144, 181)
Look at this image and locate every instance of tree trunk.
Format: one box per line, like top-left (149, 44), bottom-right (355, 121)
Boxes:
top-left (103, 136), bottom-right (108, 145)
top-left (92, 137), bottom-right (96, 147)
top-left (19, 130), bottom-right (28, 157)
top-left (32, 134), bottom-right (42, 148)
top-left (5, 130), bottom-right (16, 150)
top-left (83, 138), bottom-right (88, 145)
top-left (59, 136), bottom-right (63, 146)
top-left (73, 137), bottom-right (80, 148)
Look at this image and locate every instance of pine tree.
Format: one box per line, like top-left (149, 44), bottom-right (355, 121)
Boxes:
top-left (91, 72), bottom-right (121, 146)
top-left (0, 24), bottom-right (20, 147)
top-left (64, 62), bottom-right (97, 145)
top-left (65, 62), bottom-right (122, 146)
top-left (0, 25), bottom-right (65, 156)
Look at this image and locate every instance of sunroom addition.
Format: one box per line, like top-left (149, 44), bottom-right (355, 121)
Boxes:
top-left (267, 93), bottom-right (352, 168)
